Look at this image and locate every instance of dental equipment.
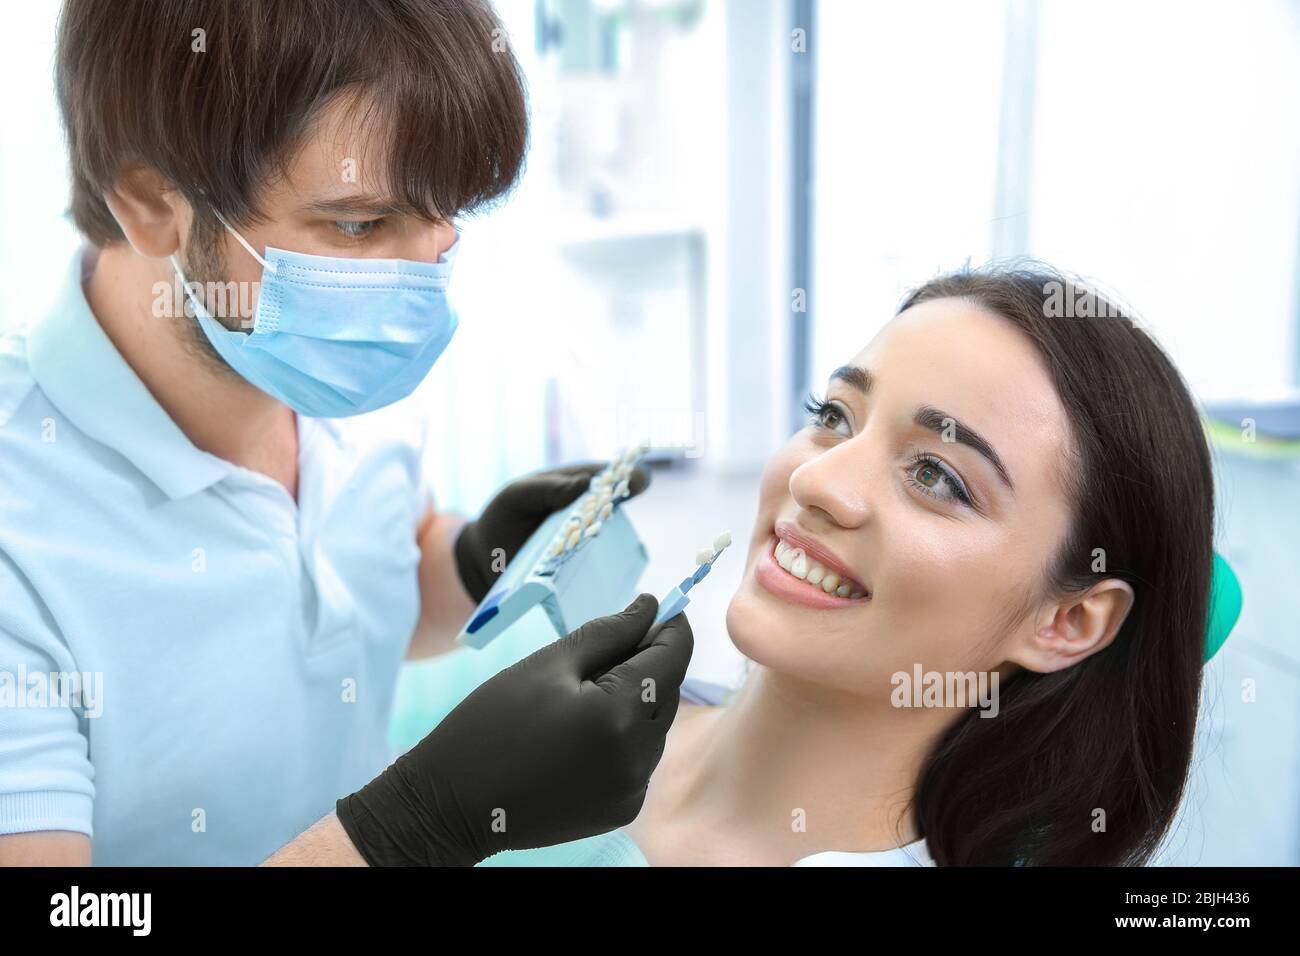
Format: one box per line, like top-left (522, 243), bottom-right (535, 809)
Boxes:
top-left (457, 446), bottom-right (652, 649)
top-left (654, 532), bottom-right (732, 625)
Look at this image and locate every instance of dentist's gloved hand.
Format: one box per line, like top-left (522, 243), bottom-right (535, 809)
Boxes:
top-left (334, 594), bottom-right (692, 866)
top-left (453, 462), bottom-right (651, 603)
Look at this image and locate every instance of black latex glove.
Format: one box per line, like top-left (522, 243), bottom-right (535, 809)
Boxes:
top-left (335, 594), bottom-right (692, 866)
top-left (454, 462), bottom-right (651, 603)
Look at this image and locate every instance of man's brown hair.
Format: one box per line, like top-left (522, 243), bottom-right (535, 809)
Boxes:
top-left (56, 0), bottom-right (529, 246)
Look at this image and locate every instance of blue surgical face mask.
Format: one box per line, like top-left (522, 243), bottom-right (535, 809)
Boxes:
top-left (170, 212), bottom-right (460, 418)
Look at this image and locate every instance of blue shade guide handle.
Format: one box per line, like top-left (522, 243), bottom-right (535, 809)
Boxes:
top-left (466, 588), bottom-right (507, 634)
top-left (654, 589), bottom-right (690, 626)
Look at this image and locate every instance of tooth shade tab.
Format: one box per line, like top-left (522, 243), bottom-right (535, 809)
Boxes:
top-left (694, 530), bottom-right (732, 568)
top-left (654, 528), bottom-right (733, 625)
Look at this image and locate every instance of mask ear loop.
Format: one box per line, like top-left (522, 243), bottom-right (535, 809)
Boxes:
top-left (207, 205), bottom-right (278, 275)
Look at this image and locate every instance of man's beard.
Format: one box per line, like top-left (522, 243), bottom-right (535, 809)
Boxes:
top-left (171, 212), bottom-right (250, 383)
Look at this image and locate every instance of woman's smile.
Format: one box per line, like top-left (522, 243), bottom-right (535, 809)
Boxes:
top-left (755, 521), bottom-right (871, 610)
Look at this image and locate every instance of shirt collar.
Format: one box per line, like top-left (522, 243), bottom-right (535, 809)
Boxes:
top-left (26, 245), bottom-right (234, 500)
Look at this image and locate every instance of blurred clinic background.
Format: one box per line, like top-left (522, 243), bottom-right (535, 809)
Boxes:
top-left (2, 0), bottom-right (1299, 864)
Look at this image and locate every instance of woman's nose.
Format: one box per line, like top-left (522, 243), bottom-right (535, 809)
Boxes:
top-left (788, 437), bottom-right (874, 529)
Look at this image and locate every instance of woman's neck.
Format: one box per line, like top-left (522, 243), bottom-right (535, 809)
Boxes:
top-left (653, 666), bottom-right (955, 864)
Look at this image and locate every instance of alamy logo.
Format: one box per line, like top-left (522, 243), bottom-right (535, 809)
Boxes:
top-left (891, 664), bottom-right (1000, 717)
top-left (50, 886), bottom-right (151, 936)
top-left (152, 274), bottom-right (260, 326)
top-left (1041, 279), bottom-right (1129, 319)
top-left (0, 666), bottom-right (103, 718)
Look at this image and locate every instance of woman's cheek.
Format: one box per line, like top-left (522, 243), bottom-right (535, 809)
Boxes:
top-left (880, 527), bottom-right (1015, 664)
top-left (757, 437), bottom-right (808, 507)
top-left (876, 511), bottom-right (979, 617)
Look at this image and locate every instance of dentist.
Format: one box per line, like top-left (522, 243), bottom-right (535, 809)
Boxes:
top-left (0, 0), bottom-right (692, 866)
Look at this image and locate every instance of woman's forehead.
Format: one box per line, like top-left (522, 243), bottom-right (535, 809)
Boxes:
top-left (847, 300), bottom-right (1056, 412)
top-left (839, 300), bottom-right (1074, 491)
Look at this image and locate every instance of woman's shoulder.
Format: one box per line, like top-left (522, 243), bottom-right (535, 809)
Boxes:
top-left (793, 836), bottom-right (935, 867)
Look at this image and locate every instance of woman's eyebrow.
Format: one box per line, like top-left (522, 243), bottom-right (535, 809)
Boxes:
top-left (829, 365), bottom-right (1015, 493)
top-left (914, 405), bottom-right (1015, 492)
top-left (831, 365), bottom-right (873, 394)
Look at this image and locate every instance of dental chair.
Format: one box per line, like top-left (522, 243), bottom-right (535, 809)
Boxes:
top-left (1204, 552), bottom-right (1241, 663)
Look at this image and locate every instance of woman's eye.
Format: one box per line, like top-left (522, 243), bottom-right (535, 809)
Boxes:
top-left (332, 218), bottom-right (382, 239)
top-left (907, 454), bottom-right (973, 507)
top-left (818, 406), bottom-right (847, 432)
top-left (804, 396), bottom-right (852, 436)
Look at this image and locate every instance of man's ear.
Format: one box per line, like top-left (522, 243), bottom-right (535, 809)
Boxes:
top-left (102, 165), bottom-right (188, 259)
top-left (1012, 579), bottom-right (1135, 674)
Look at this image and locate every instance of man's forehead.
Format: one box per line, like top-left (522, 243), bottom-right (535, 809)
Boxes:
top-left (277, 96), bottom-right (405, 212)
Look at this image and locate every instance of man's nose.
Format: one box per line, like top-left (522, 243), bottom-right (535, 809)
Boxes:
top-left (411, 221), bottom-right (457, 264)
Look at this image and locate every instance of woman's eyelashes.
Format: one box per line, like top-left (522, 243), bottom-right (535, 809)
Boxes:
top-left (904, 450), bottom-right (974, 507)
top-left (804, 393), bottom-right (852, 436)
top-left (804, 393), bottom-right (975, 509)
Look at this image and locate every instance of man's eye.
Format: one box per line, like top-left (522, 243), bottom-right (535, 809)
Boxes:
top-left (332, 219), bottom-right (382, 239)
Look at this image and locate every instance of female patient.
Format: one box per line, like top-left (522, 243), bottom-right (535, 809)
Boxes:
top-left (490, 262), bottom-right (1215, 867)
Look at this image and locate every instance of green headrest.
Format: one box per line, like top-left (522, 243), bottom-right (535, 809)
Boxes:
top-left (1205, 552), bottom-right (1242, 663)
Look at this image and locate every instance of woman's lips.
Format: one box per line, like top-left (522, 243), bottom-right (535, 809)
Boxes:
top-left (755, 535), bottom-right (871, 610)
top-left (773, 520), bottom-right (868, 592)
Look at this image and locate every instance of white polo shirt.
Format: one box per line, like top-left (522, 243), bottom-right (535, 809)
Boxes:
top-left (0, 246), bottom-right (433, 864)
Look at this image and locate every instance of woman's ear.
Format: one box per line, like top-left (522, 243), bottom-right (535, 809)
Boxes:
top-left (102, 165), bottom-right (187, 259)
top-left (1012, 579), bottom-right (1135, 673)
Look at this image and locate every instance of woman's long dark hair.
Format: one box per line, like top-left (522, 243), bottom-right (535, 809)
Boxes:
top-left (901, 263), bottom-right (1214, 866)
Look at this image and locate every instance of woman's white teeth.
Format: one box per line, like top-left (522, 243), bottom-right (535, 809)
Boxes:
top-left (776, 544), bottom-right (796, 572)
top-left (790, 552), bottom-right (810, 579)
top-left (773, 540), bottom-right (866, 599)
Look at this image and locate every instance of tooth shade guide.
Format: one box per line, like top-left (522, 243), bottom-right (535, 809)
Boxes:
top-left (536, 444), bottom-right (649, 577)
top-left (460, 444), bottom-right (654, 649)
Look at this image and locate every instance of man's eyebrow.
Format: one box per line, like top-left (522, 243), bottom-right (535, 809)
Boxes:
top-left (301, 195), bottom-right (407, 217)
top-left (828, 365), bottom-right (1014, 492)
top-left (914, 405), bottom-right (1014, 492)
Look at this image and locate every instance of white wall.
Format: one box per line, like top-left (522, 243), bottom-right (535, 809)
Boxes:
top-left (812, 0), bottom-right (1300, 404)
top-left (0, 2), bottom-right (82, 330)
top-left (811, 0), bottom-right (1009, 383)
top-left (1027, 0), bottom-right (1300, 403)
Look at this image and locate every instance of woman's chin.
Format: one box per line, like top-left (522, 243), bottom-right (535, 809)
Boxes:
top-left (725, 580), bottom-right (832, 676)
top-left (724, 587), bottom-right (768, 662)
top-left (725, 578), bottom-right (901, 697)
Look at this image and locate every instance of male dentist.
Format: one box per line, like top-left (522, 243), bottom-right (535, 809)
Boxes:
top-left (0, 0), bottom-right (692, 866)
